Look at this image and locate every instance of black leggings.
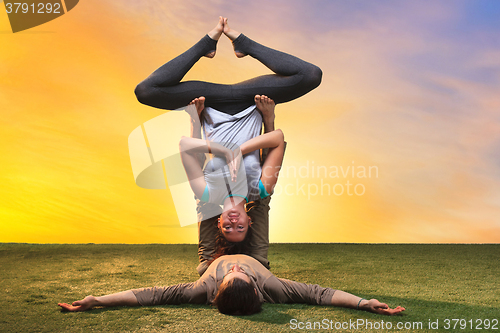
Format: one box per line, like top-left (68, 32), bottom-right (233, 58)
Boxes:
top-left (135, 34), bottom-right (322, 115)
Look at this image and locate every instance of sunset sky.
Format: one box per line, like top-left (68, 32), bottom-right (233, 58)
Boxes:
top-left (1, 0), bottom-right (499, 243)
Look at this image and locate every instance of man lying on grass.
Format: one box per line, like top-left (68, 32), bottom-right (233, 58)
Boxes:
top-left (59, 254), bottom-right (405, 316)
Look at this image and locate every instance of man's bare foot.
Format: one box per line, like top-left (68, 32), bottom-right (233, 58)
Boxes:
top-left (188, 96), bottom-right (205, 117)
top-left (222, 18), bottom-right (245, 58)
top-left (206, 17), bottom-right (224, 58)
top-left (255, 95), bottom-right (275, 121)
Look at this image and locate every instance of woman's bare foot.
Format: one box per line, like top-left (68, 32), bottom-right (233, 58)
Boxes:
top-left (255, 95), bottom-right (275, 121)
top-left (222, 18), bottom-right (245, 58)
top-left (188, 96), bottom-right (205, 117)
top-left (206, 17), bottom-right (224, 58)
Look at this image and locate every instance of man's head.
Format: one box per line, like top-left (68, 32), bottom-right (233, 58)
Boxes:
top-left (213, 264), bottom-right (261, 315)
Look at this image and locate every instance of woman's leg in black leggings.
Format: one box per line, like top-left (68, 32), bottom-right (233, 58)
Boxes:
top-left (134, 35), bottom-right (225, 111)
top-left (226, 34), bottom-right (322, 107)
top-left (135, 34), bottom-right (322, 115)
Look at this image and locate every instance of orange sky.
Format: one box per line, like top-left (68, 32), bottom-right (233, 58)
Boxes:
top-left (1, 0), bottom-right (499, 243)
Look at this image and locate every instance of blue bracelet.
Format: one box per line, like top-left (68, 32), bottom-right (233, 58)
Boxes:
top-left (357, 298), bottom-right (365, 310)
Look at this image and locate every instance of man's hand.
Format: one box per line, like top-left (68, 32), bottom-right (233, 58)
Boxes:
top-left (363, 299), bottom-right (405, 315)
top-left (58, 295), bottom-right (97, 312)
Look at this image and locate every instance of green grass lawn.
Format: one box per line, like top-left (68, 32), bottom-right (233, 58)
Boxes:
top-left (1, 243), bottom-right (498, 332)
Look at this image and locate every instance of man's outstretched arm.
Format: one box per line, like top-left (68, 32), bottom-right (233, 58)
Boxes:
top-left (58, 290), bottom-right (139, 312)
top-left (59, 282), bottom-right (207, 312)
top-left (274, 278), bottom-right (405, 316)
top-left (330, 290), bottom-right (405, 315)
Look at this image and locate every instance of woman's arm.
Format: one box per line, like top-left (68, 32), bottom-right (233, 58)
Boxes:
top-left (239, 130), bottom-right (285, 194)
top-left (180, 137), bottom-right (240, 197)
top-left (179, 136), bottom-right (208, 198)
top-left (239, 130), bottom-right (284, 156)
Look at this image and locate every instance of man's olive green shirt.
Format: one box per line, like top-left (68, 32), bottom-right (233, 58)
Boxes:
top-left (132, 254), bottom-right (336, 306)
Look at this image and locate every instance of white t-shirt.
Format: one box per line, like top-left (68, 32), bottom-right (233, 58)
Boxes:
top-left (201, 105), bottom-right (267, 204)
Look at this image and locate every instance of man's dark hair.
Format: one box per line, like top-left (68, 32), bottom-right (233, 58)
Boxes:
top-left (213, 277), bottom-right (262, 315)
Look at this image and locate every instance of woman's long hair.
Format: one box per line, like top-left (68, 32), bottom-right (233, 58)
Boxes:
top-left (207, 223), bottom-right (253, 266)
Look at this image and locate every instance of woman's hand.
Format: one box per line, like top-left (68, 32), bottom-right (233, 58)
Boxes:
top-left (231, 148), bottom-right (242, 182)
top-left (224, 147), bottom-right (242, 182)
